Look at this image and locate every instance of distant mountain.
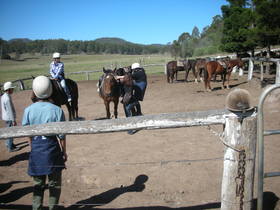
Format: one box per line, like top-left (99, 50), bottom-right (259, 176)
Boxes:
top-left (8, 38), bottom-right (32, 43)
top-left (94, 37), bottom-right (133, 45)
top-left (94, 37), bottom-right (166, 46)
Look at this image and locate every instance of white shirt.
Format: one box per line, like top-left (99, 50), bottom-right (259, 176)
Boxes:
top-left (1, 92), bottom-right (16, 121)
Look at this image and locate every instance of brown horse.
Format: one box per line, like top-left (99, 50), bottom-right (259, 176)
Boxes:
top-left (195, 58), bottom-right (210, 82)
top-left (99, 68), bottom-right (121, 119)
top-left (166, 60), bottom-right (198, 83)
top-left (227, 58), bottom-right (244, 74)
top-left (31, 78), bottom-right (79, 121)
top-left (204, 60), bottom-right (228, 91)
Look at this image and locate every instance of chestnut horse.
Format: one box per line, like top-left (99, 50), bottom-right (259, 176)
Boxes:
top-left (31, 78), bottom-right (79, 121)
top-left (166, 60), bottom-right (198, 83)
top-left (99, 68), bottom-right (121, 119)
top-left (204, 60), bottom-right (228, 91)
top-left (204, 58), bottom-right (244, 91)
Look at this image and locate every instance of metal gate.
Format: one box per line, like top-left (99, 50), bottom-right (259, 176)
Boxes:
top-left (257, 83), bottom-right (280, 210)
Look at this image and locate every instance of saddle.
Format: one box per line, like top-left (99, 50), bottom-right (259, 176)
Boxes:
top-left (177, 60), bottom-right (185, 67)
top-left (217, 60), bottom-right (227, 69)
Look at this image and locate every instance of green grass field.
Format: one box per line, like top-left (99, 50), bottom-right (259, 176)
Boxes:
top-left (0, 53), bottom-right (172, 90)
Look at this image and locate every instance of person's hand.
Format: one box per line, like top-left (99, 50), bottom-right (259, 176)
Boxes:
top-left (63, 152), bottom-right (68, 162)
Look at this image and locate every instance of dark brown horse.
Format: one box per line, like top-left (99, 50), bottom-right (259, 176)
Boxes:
top-left (166, 60), bottom-right (198, 83)
top-left (31, 78), bottom-right (79, 121)
top-left (99, 68), bottom-right (121, 119)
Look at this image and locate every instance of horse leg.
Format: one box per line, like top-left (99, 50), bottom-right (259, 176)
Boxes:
top-left (113, 99), bottom-right (119, 119)
top-left (192, 67), bottom-right (198, 83)
top-left (171, 71), bottom-right (175, 83)
top-left (65, 102), bottom-right (73, 121)
top-left (199, 68), bottom-right (204, 82)
top-left (204, 68), bottom-right (211, 91)
top-left (104, 101), bottom-right (110, 119)
top-left (185, 69), bottom-right (189, 82)
top-left (226, 71), bottom-right (232, 89)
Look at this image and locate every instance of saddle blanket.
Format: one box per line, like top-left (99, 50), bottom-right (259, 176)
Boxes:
top-left (177, 60), bottom-right (185, 67)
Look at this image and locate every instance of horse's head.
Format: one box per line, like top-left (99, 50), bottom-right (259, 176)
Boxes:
top-left (237, 58), bottom-right (244, 68)
top-left (101, 68), bottom-right (118, 96)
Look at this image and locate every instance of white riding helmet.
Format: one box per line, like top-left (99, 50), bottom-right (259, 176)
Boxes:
top-left (32, 76), bottom-right (53, 99)
top-left (3, 81), bottom-right (15, 91)
top-left (131, 63), bottom-right (140, 69)
top-left (53, 52), bottom-right (60, 59)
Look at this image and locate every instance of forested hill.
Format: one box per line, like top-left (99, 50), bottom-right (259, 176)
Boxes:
top-left (0, 37), bottom-right (169, 58)
top-left (94, 37), bottom-right (132, 44)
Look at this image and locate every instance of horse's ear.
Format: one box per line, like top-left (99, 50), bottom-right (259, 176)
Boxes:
top-left (103, 68), bottom-right (106, 73)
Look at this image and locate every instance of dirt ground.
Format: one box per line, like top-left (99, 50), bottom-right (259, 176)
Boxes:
top-left (0, 72), bottom-right (280, 210)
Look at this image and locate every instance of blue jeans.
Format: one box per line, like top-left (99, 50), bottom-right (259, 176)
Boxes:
top-left (60, 79), bottom-right (71, 99)
top-left (5, 121), bottom-right (14, 150)
top-left (134, 81), bottom-right (147, 101)
top-left (124, 101), bottom-right (140, 117)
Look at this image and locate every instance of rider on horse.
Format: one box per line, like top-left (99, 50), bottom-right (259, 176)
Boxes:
top-left (49, 52), bottom-right (72, 102)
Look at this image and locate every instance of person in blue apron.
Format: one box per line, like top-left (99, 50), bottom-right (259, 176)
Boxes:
top-left (22, 75), bottom-right (67, 210)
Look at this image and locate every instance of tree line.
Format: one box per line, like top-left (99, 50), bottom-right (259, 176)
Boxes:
top-left (171, 0), bottom-right (280, 59)
top-left (0, 37), bottom-right (169, 60)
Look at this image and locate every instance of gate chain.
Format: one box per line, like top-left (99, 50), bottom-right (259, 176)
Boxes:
top-left (235, 150), bottom-right (246, 210)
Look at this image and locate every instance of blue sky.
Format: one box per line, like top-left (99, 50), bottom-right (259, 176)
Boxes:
top-left (0, 0), bottom-right (228, 45)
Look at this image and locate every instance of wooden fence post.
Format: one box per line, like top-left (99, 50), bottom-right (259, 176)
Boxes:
top-left (260, 62), bottom-right (264, 81)
top-left (18, 80), bottom-right (25, 90)
top-left (248, 59), bottom-right (254, 81)
top-left (221, 111), bottom-right (257, 210)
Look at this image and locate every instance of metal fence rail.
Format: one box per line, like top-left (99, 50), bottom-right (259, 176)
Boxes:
top-left (257, 83), bottom-right (280, 210)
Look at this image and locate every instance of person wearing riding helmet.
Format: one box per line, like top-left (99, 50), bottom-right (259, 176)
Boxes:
top-left (1, 81), bottom-right (19, 152)
top-left (130, 62), bottom-right (147, 115)
top-left (22, 76), bottom-right (67, 210)
top-left (49, 52), bottom-right (72, 102)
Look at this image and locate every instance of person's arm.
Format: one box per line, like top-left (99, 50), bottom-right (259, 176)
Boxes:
top-left (115, 75), bottom-right (125, 80)
top-left (21, 108), bottom-right (31, 147)
top-left (58, 109), bottom-right (67, 161)
top-left (4, 95), bottom-right (16, 123)
top-left (59, 137), bottom-right (67, 162)
top-left (50, 63), bottom-right (56, 78)
top-left (50, 63), bottom-right (64, 79)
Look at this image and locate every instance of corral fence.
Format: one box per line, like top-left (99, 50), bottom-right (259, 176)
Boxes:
top-left (0, 105), bottom-right (263, 209)
top-left (1, 57), bottom-right (279, 92)
top-left (244, 57), bottom-right (280, 84)
top-left (0, 63), bottom-right (165, 92)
